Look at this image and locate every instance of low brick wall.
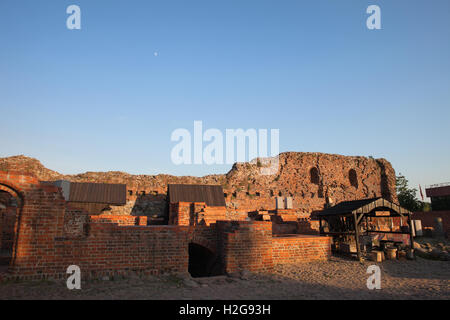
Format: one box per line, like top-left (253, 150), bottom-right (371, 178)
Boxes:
top-left (12, 223), bottom-right (189, 279)
top-left (272, 235), bottom-right (332, 264)
top-left (217, 221), bottom-right (332, 274)
top-left (90, 215), bottom-right (147, 226)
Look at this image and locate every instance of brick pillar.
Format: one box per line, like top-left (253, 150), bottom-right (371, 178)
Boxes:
top-left (218, 221), bottom-right (273, 274)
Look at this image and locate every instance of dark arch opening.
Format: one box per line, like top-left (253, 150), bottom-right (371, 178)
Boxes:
top-left (310, 167), bottom-right (320, 185)
top-left (0, 189), bottom-right (20, 271)
top-left (188, 243), bottom-right (223, 278)
top-left (349, 169), bottom-right (358, 188)
top-left (100, 206), bottom-right (112, 214)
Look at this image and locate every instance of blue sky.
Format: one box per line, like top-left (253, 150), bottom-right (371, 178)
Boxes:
top-left (0, 0), bottom-right (449, 195)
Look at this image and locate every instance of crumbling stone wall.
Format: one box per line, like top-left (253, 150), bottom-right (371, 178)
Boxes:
top-left (0, 152), bottom-right (398, 221)
top-left (63, 207), bottom-right (89, 238)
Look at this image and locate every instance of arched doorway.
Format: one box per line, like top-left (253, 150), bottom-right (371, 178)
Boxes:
top-left (188, 243), bottom-right (223, 278)
top-left (0, 188), bottom-right (20, 271)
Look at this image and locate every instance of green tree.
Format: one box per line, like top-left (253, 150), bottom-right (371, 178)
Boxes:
top-left (396, 174), bottom-right (422, 212)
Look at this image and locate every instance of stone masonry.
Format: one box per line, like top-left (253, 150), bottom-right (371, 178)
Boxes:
top-left (0, 152), bottom-right (397, 220)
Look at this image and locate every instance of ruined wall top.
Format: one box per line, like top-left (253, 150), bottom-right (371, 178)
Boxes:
top-left (0, 152), bottom-right (397, 214)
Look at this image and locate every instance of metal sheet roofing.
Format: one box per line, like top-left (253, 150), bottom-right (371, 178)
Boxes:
top-left (42, 180), bottom-right (126, 205)
top-left (69, 182), bottom-right (126, 205)
top-left (168, 184), bottom-right (226, 207)
top-left (316, 198), bottom-right (411, 217)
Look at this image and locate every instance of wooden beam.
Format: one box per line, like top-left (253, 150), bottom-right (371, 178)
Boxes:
top-left (407, 213), bottom-right (415, 259)
top-left (366, 231), bottom-right (412, 235)
top-left (320, 231), bottom-right (356, 236)
top-left (353, 212), bottom-right (362, 262)
top-left (356, 213), bottom-right (364, 225)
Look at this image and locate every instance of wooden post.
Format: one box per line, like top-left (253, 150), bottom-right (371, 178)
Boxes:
top-left (407, 213), bottom-right (415, 259)
top-left (353, 212), bottom-right (362, 262)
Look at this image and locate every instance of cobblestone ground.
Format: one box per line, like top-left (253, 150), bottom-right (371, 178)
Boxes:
top-left (0, 257), bottom-right (449, 300)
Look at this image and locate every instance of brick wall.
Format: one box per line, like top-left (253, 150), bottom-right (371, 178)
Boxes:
top-left (169, 202), bottom-right (191, 226)
top-left (63, 208), bottom-right (89, 238)
top-left (272, 235), bottom-right (332, 264)
top-left (217, 221), bottom-right (274, 274)
top-left (0, 207), bottom-right (16, 251)
top-left (48, 224), bottom-right (188, 279)
top-left (1, 153), bottom-right (399, 219)
top-left (0, 171), bottom-right (333, 281)
top-left (0, 171), bottom-right (188, 280)
top-left (188, 225), bottom-right (218, 254)
top-left (90, 215), bottom-right (147, 226)
top-left (169, 202), bottom-right (227, 226)
top-left (0, 209), bottom-right (3, 250)
top-left (413, 211), bottom-right (450, 237)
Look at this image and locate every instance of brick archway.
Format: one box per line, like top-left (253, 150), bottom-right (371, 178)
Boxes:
top-left (0, 171), bottom-right (66, 277)
top-left (187, 226), bottom-right (217, 254)
top-left (0, 183), bottom-right (24, 205)
top-left (0, 179), bottom-right (26, 271)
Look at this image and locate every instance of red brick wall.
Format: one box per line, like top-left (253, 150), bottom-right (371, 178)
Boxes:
top-left (272, 235), bottom-right (332, 264)
top-left (217, 221), bottom-right (274, 274)
top-left (63, 208), bottom-right (89, 238)
top-left (0, 171), bottom-right (333, 281)
top-left (169, 202), bottom-right (227, 226)
top-left (169, 202), bottom-right (191, 226)
top-left (0, 209), bottom-right (3, 250)
top-left (188, 225), bottom-right (218, 253)
top-left (90, 215), bottom-right (147, 226)
top-left (413, 211), bottom-right (450, 237)
top-left (201, 206), bottom-right (228, 226)
top-left (0, 171), bottom-right (188, 280)
top-left (48, 224), bottom-right (188, 279)
top-left (0, 207), bottom-right (16, 251)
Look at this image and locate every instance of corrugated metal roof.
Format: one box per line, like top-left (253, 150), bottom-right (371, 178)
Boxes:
top-left (316, 197), bottom-right (411, 217)
top-left (168, 184), bottom-right (226, 207)
top-left (69, 182), bottom-right (126, 205)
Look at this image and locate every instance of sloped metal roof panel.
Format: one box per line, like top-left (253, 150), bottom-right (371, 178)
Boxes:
top-left (168, 184), bottom-right (226, 207)
top-left (68, 182), bottom-right (126, 205)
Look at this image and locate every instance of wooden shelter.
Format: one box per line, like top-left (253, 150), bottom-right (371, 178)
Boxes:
top-left (316, 198), bottom-right (415, 261)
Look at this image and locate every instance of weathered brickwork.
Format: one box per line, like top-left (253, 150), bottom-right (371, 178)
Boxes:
top-left (90, 215), bottom-right (148, 226)
top-left (0, 209), bottom-right (3, 250)
top-left (0, 153), bottom-right (398, 219)
top-left (48, 224), bottom-right (189, 279)
top-left (187, 225), bottom-right (218, 254)
top-left (169, 202), bottom-right (228, 226)
top-left (0, 170), bottom-right (336, 281)
top-left (63, 207), bottom-right (89, 238)
top-left (272, 235), bottom-right (332, 264)
top-left (217, 221), bottom-right (274, 274)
